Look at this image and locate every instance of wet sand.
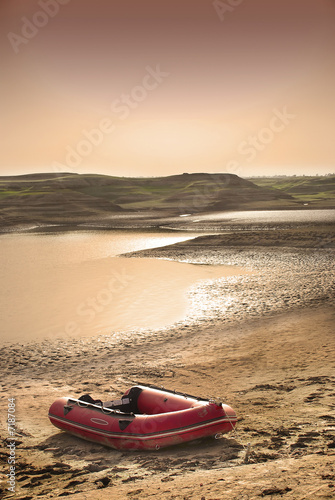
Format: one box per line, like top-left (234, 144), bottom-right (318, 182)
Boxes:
top-left (1, 224), bottom-right (335, 499)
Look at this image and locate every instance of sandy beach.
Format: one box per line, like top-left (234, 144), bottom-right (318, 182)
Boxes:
top-left (1, 224), bottom-right (335, 499)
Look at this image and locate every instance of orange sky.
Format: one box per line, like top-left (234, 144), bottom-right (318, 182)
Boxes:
top-left (1, 0), bottom-right (335, 177)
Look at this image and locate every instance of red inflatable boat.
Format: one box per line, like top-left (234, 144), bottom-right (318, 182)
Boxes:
top-left (48, 384), bottom-right (237, 450)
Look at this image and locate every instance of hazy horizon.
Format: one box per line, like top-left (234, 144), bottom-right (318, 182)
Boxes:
top-left (1, 0), bottom-right (335, 178)
top-left (1, 170), bottom-right (335, 180)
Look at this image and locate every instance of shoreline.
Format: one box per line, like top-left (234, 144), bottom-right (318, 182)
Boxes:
top-left (0, 207), bottom-right (335, 236)
top-left (1, 220), bottom-right (335, 499)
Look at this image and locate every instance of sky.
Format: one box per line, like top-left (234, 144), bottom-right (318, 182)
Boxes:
top-left (1, 0), bottom-right (335, 178)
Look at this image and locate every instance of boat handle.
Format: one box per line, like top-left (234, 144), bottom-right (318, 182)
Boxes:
top-left (63, 405), bottom-right (73, 416)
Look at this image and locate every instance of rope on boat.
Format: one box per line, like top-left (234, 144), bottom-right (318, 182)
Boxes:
top-left (213, 400), bottom-right (252, 464)
top-left (67, 398), bottom-right (134, 417)
top-left (136, 382), bottom-right (207, 401)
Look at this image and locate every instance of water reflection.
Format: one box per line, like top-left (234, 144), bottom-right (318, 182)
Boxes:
top-left (193, 209), bottom-right (335, 224)
top-left (0, 231), bottom-right (247, 344)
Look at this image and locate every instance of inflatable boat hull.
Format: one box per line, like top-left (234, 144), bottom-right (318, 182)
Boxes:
top-left (48, 385), bottom-right (237, 450)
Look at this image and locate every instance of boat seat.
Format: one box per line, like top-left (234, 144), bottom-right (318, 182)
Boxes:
top-left (79, 388), bottom-right (143, 414)
top-left (104, 386), bottom-right (143, 414)
top-left (78, 394), bottom-right (103, 406)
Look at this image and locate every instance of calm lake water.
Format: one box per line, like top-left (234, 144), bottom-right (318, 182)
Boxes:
top-left (173, 209), bottom-right (335, 228)
top-left (0, 230), bottom-right (242, 344)
top-left (1, 209), bottom-right (333, 345)
top-left (194, 209), bottom-right (335, 224)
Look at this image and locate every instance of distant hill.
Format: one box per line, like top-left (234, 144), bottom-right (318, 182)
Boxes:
top-left (0, 172), bottom-right (332, 230)
top-left (250, 175), bottom-right (335, 208)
